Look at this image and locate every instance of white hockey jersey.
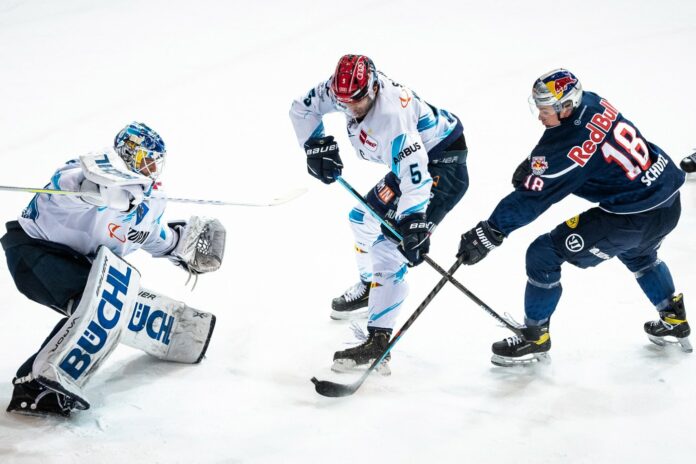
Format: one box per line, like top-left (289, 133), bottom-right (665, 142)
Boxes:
top-left (289, 72), bottom-right (460, 219)
top-left (18, 158), bottom-right (177, 258)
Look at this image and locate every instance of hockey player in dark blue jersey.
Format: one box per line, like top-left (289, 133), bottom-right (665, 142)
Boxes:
top-left (456, 69), bottom-right (690, 366)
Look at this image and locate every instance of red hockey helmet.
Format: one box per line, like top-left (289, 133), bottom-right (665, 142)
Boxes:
top-left (330, 54), bottom-right (377, 104)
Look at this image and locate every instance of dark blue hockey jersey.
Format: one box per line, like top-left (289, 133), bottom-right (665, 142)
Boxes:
top-left (489, 91), bottom-right (685, 236)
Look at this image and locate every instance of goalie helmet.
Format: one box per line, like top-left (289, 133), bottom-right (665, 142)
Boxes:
top-left (330, 54), bottom-right (377, 104)
top-left (531, 68), bottom-right (583, 113)
top-left (114, 122), bottom-right (166, 180)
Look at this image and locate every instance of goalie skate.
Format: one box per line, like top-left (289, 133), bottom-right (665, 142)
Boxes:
top-left (6, 375), bottom-right (75, 418)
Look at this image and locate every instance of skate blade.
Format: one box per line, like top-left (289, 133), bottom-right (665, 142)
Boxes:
top-left (490, 352), bottom-right (551, 367)
top-left (647, 334), bottom-right (693, 353)
top-left (6, 405), bottom-right (71, 418)
top-left (330, 308), bottom-right (369, 321)
top-left (331, 359), bottom-right (391, 376)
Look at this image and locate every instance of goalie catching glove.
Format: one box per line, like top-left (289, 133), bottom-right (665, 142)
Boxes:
top-left (168, 216), bottom-right (226, 274)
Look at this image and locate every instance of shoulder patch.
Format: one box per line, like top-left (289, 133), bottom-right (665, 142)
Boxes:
top-left (565, 215), bottom-right (580, 229)
top-left (359, 129), bottom-right (379, 152)
top-left (531, 156), bottom-right (548, 175)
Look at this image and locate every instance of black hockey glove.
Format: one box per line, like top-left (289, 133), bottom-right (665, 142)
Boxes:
top-left (396, 214), bottom-right (431, 266)
top-left (304, 136), bottom-right (343, 184)
top-left (680, 151), bottom-right (696, 173)
top-left (457, 220), bottom-right (504, 265)
top-left (511, 156), bottom-right (531, 188)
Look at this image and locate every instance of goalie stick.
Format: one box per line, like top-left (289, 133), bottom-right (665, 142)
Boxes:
top-left (0, 185), bottom-right (308, 207)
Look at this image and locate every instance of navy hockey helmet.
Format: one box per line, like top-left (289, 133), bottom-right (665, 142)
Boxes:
top-left (531, 68), bottom-right (583, 113)
top-left (330, 54), bottom-right (378, 104)
top-left (114, 122), bottom-right (166, 180)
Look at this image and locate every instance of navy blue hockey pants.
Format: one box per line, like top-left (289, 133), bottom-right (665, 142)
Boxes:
top-left (524, 194), bottom-right (681, 324)
top-left (1, 221), bottom-right (92, 378)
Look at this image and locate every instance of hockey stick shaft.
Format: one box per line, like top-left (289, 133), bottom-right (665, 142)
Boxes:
top-left (335, 176), bottom-right (518, 333)
top-left (422, 255), bottom-right (521, 335)
top-left (0, 185), bottom-right (307, 207)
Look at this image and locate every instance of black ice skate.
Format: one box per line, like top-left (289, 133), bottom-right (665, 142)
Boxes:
top-left (331, 281), bottom-right (372, 320)
top-left (491, 323), bottom-right (551, 367)
top-left (6, 375), bottom-right (75, 417)
top-left (332, 328), bottom-right (391, 375)
top-left (680, 152), bottom-right (696, 174)
top-left (644, 293), bottom-right (692, 353)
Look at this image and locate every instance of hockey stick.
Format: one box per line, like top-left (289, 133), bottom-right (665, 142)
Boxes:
top-left (0, 185), bottom-right (308, 207)
top-left (311, 257), bottom-right (463, 397)
top-left (310, 177), bottom-right (514, 397)
top-left (334, 176), bottom-right (519, 333)
top-left (421, 255), bottom-right (521, 335)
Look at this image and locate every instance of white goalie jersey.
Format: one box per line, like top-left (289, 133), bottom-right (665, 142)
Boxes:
top-left (18, 157), bottom-right (177, 258)
top-left (289, 72), bottom-right (460, 219)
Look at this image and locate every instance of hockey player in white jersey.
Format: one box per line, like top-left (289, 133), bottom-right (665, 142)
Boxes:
top-left (1, 122), bottom-right (225, 416)
top-left (290, 54), bottom-right (469, 371)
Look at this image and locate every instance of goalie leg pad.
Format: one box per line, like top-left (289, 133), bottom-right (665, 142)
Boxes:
top-left (121, 288), bottom-right (216, 364)
top-left (31, 246), bottom-right (141, 410)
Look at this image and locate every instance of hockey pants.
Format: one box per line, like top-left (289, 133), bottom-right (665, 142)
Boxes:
top-left (523, 195), bottom-right (681, 324)
top-left (1, 221), bottom-right (92, 378)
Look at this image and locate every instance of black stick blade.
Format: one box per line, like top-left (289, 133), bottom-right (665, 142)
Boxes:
top-left (311, 377), bottom-right (359, 398)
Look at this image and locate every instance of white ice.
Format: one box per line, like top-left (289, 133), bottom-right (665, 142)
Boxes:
top-left (1, 1), bottom-right (695, 462)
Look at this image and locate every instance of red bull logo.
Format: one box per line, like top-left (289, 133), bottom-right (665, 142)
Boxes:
top-left (531, 156), bottom-right (548, 175)
top-left (567, 99), bottom-right (619, 167)
top-left (546, 75), bottom-right (577, 99)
